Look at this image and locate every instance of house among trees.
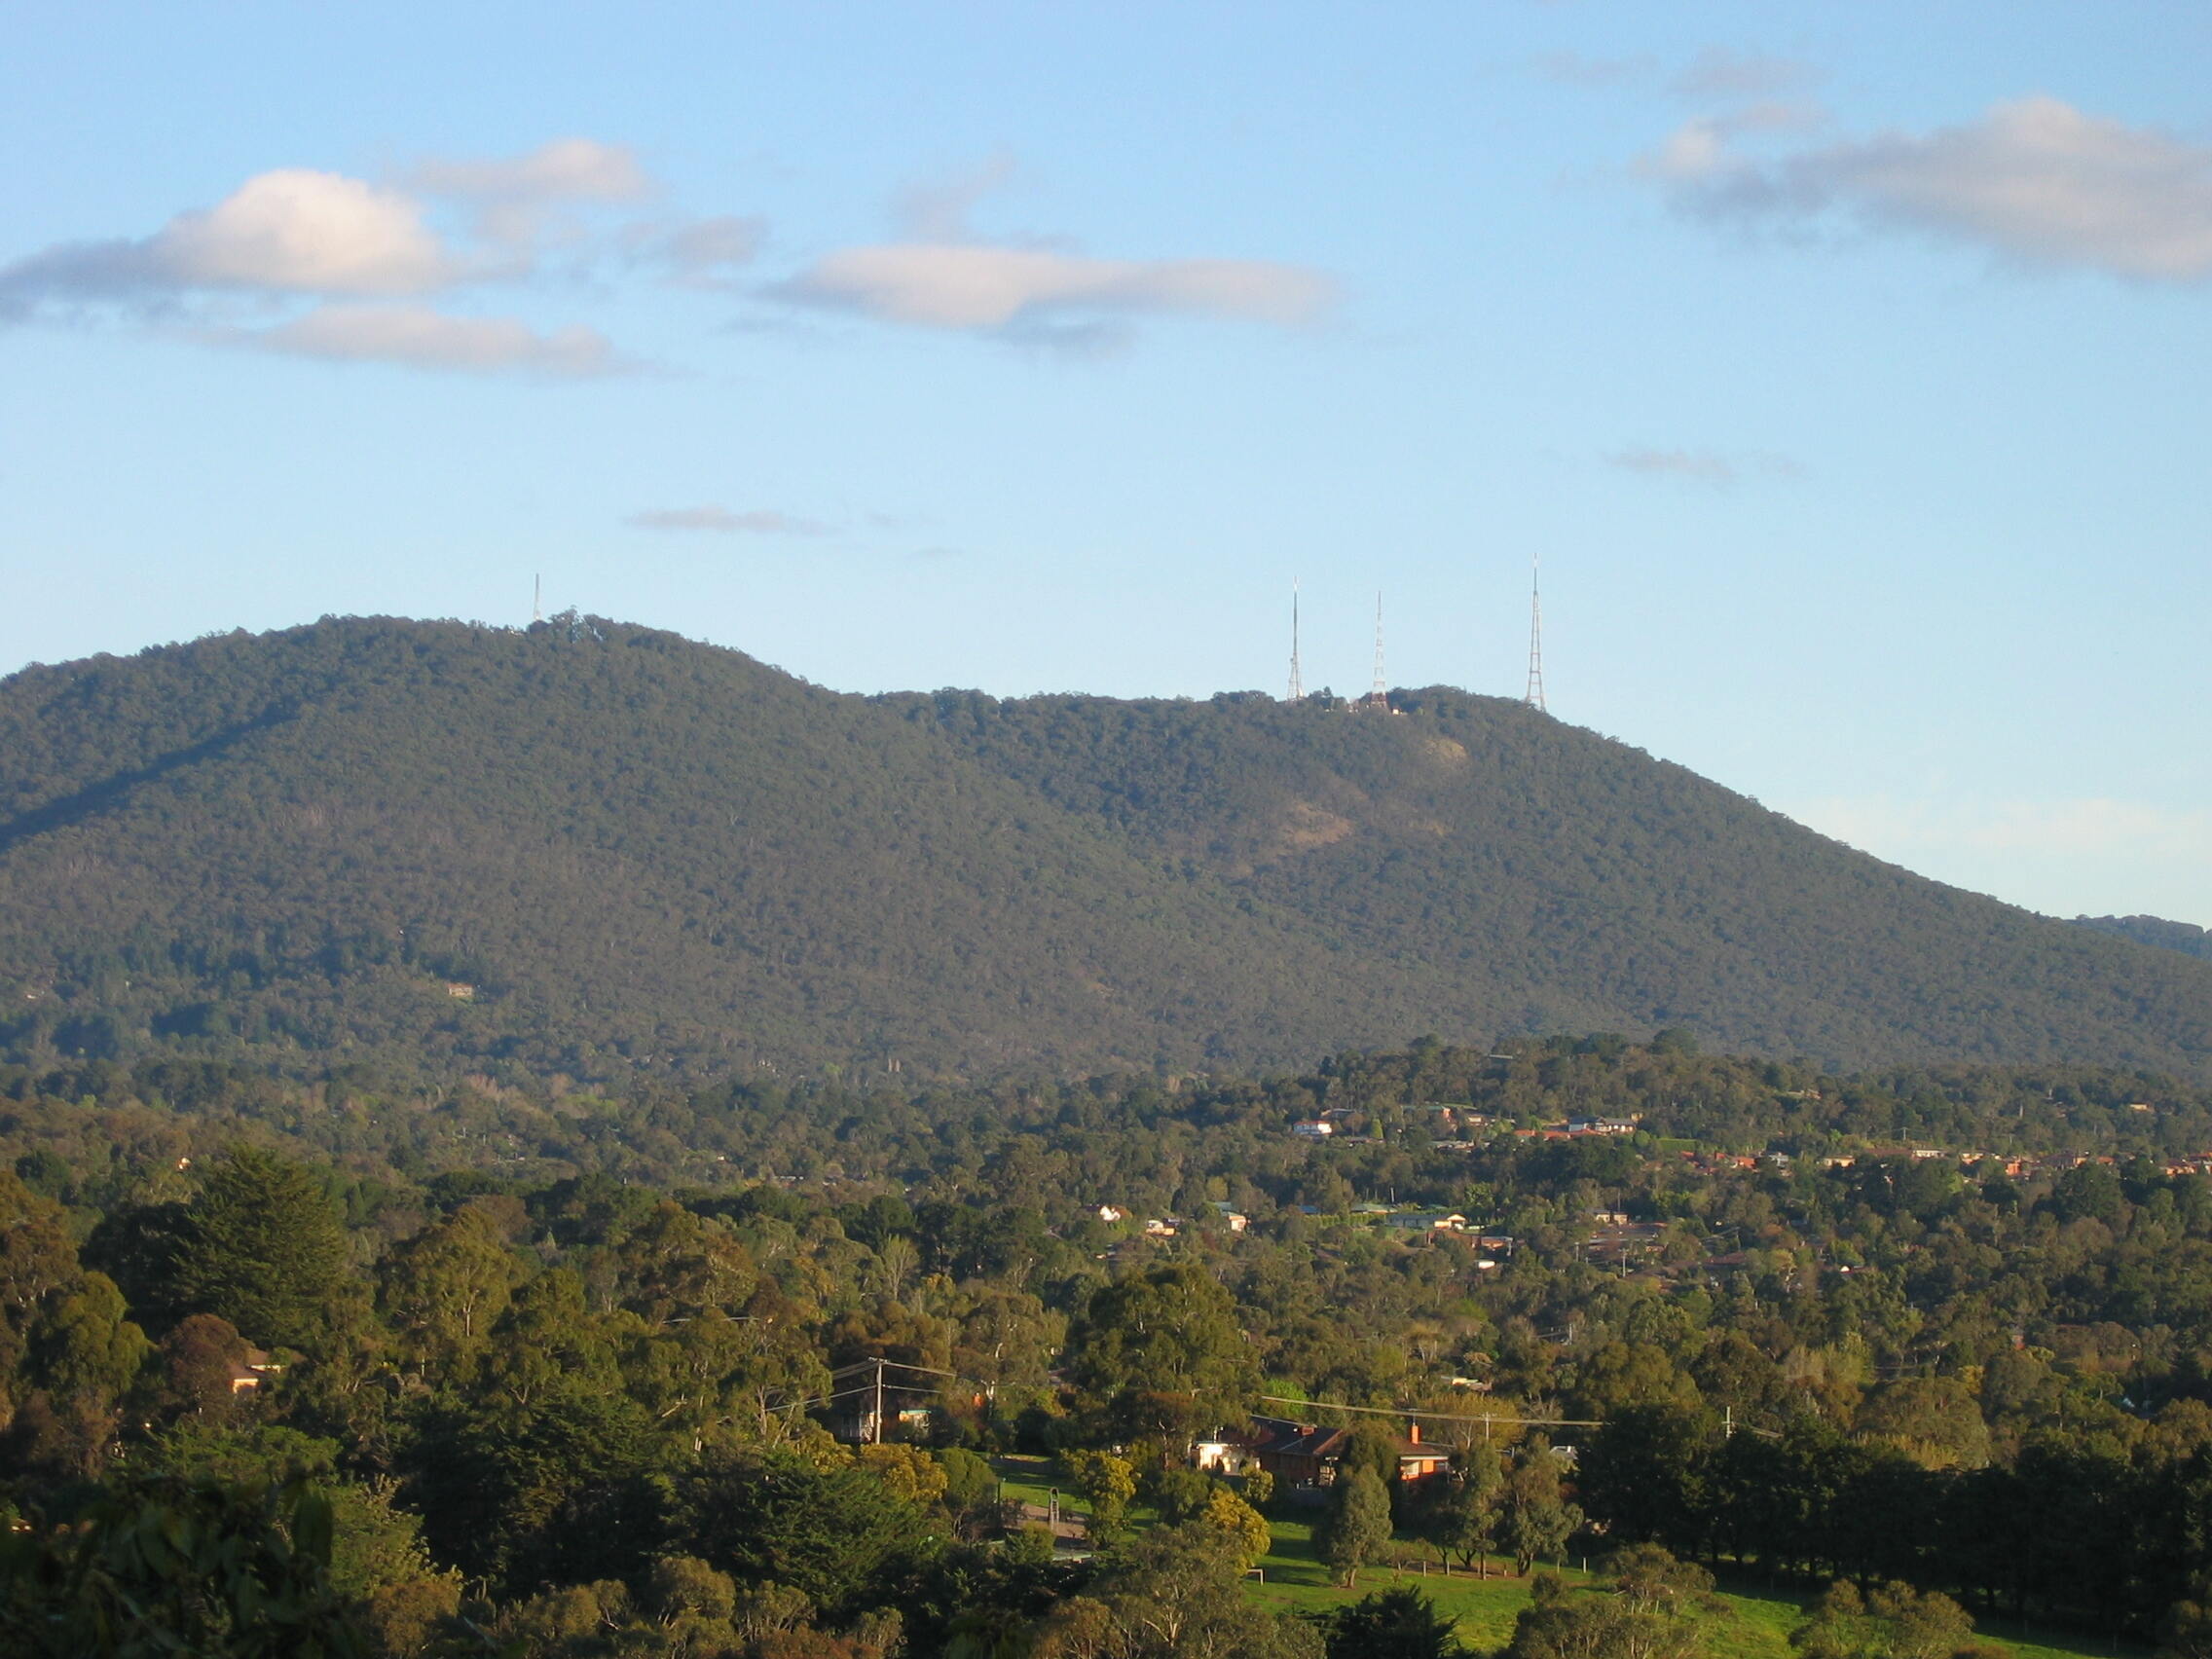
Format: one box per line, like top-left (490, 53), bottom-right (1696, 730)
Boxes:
top-left (225, 1346), bottom-right (283, 1395)
top-left (1246, 1416), bottom-right (1451, 1488)
top-left (1381, 1210), bottom-right (1469, 1234)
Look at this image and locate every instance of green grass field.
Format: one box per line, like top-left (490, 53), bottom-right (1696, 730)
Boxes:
top-left (989, 1458), bottom-right (2134, 1658)
top-left (1245, 1515), bottom-right (2132, 1659)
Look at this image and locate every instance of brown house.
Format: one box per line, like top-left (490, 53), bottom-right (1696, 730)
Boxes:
top-left (1249, 1416), bottom-right (1451, 1487)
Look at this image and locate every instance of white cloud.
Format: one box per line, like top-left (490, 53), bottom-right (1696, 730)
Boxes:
top-left (242, 305), bottom-right (620, 375)
top-left (626, 506), bottom-right (830, 535)
top-left (1649, 95), bottom-right (2212, 280)
top-left (156, 169), bottom-right (457, 293)
top-left (1605, 447), bottom-right (1795, 487)
top-left (410, 138), bottom-right (652, 203)
top-left (1, 169), bottom-right (458, 310)
top-left (777, 243), bottom-right (1334, 334)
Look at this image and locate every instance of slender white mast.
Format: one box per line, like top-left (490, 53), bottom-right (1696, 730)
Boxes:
top-left (1287, 578), bottom-right (1305, 701)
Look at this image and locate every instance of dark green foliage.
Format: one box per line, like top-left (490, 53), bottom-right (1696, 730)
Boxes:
top-left (173, 1149), bottom-right (348, 1350)
top-left (1140, 1464), bottom-right (1216, 1525)
top-left (1317, 1467), bottom-right (1393, 1588)
top-left (1066, 1264), bottom-right (1258, 1441)
top-left (1315, 1585), bottom-right (1467, 1659)
top-left (401, 1384), bottom-right (667, 1594)
top-left (678, 1447), bottom-right (936, 1616)
top-left (3, 617), bottom-right (2211, 1083)
top-left (0, 1473), bottom-right (360, 1657)
top-left (2076, 914), bottom-right (2212, 962)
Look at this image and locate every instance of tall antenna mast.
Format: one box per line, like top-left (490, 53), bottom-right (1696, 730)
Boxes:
top-left (532, 573), bottom-right (542, 624)
top-left (1371, 591), bottom-right (1386, 702)
top-left (1287, 578), bottom-right (1305, 701)
top-left (1524, 554), bottom-right (1547, 713)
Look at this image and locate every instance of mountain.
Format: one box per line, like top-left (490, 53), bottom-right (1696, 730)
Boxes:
top-left (2074, 914), bottom-right (2212, 962)
top-left (0, 615), bottom-right (2206, 1083)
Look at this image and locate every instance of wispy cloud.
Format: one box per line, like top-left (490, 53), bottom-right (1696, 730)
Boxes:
top-left (775, 244), bottom-right (1334, 338)
top-left (770, 150), bottom-right (1334, 346)
top-left (894, 149), bottom-right (1020, 240)
top-left (1672, 47), bottom-right (1819, 99)
top-left (409, 138), bottom-right (651, 204)
top-left (1605, 447), bottom-right (1797, 488)
top-left (1532, 51), bottom-right (1651, 88)
top-left (625, 214), bottom-right (766, 287)
top-left (1645, 95), bottom-right (2212, 280)
top-left (626, 506), bottom-right (831, 535)
top-left (241, 306), bottom-right (622, 375)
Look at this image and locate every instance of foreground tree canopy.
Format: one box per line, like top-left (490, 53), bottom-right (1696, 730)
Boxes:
top-left (2, 1034), bottom-right (2211, 1651)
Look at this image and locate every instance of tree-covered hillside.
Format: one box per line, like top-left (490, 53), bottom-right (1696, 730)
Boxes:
top-left (2075, 913), bottom-right (2212, 962)
top-left (0, 615), bottom-right (2207, 1083)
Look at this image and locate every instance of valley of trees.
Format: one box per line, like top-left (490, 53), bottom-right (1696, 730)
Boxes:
top-left (3, 615), bottom-right (2210, 1084)
top-left (7, 1035), bottom-right (2212, 1654)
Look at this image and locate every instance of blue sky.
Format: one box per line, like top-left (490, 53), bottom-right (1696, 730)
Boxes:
top-left (4, 3), bottom-right (2209, 925)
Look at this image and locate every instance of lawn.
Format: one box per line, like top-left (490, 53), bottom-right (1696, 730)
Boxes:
top-left (1242, 1515), bottom-right (2130, 1659)
top-left (988, 1458), bottom-right (2134, 1656)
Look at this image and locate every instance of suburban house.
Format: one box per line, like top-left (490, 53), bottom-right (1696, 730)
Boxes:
top-left (1381, 1210), bottom-right (1468, 1235)
top-left (1246, 1417), bottom-right (1452, 1488)
top-left (227, 1346), bottom-right (284, 1395)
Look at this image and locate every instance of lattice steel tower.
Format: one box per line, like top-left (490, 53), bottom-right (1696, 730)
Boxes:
top-left (1524, 554), bottom-right (1547, 713)
top-left (1287, 578), bottom-right (1305, 701)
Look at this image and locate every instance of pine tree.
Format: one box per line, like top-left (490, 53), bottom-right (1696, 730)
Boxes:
top-left (173, 1149), bottom-right (348, 1350)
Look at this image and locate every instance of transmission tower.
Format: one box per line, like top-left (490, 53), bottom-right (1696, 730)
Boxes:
top-left (1524, 554), bottom-right (1547, 713)
top-left (1370, 592), bottom-right (1386, 703)
top-left (1287, 578), bottom-right (1305, 701)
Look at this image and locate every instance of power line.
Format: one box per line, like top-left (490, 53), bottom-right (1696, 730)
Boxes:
top-left (1257, 1393), bottom-right (1599, 1430)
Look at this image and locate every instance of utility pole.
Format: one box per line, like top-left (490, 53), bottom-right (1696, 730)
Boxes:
top-left (872, 1355), bottom-right (886, 1445)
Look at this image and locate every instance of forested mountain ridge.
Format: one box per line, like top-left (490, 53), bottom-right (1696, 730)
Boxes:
top-left (2074, 912), bottom-right (2212, 961)
top-left (0, 614), bottom-right (2207, 1083)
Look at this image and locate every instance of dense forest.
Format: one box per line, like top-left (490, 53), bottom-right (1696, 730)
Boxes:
top-left (8, 1037), bottom-right (2212, 1653)
top-left (2, 615), bottom-right (2209, 1084)
top-left (2077, 915), bottom-right (2212, 963)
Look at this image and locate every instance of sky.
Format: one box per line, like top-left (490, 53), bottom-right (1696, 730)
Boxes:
top-left (3, 2), bottom-right (2209, 926)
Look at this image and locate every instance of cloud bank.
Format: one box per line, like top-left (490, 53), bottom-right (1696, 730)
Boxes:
top-left (1, 140), bottom-right (1334, 367)
top-left (1648, 95), bottom-right (2212, 280)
